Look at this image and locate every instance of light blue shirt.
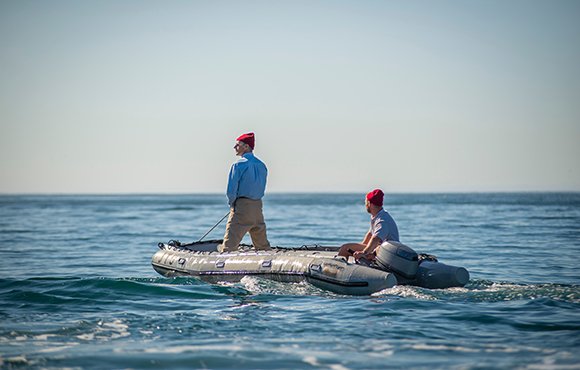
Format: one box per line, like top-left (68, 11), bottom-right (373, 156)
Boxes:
top-left (369, 208), bottom-right (400, 242)
top-left (226, 152), bottom-right (268, 206)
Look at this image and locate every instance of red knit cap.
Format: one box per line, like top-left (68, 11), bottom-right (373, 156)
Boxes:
top-left (236, 132), bottom-right (255, 149)
top-left (366, 189), bottom-right (384, 207)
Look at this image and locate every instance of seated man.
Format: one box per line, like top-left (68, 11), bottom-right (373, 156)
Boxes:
top-left (337, 189), bottom-right (399, 262)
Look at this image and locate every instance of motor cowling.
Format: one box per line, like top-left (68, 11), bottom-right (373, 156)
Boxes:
top-left (376, 241), bottom-right (419, 279)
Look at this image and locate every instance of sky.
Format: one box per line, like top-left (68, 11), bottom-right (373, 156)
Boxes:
top-left (1, 0), bottom-right (579, 194)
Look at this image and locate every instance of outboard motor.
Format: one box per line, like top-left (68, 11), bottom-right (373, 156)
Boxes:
top-left (414, 261), bottom-right (470, 289)
top-left (375, 241), bottom-right (419, 279)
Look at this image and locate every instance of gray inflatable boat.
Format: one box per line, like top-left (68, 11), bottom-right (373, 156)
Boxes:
top-left (151, 240), bottom-right (469, 295)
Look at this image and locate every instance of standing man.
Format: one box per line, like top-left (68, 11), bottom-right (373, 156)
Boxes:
top-left (218, 132), bottom-right (272, 252)
top-left (337, 189), bottom-right (399, 261)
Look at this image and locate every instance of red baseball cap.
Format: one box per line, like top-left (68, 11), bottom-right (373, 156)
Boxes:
top-left (366, 189), bottom-right (384, 207)
top-left (236, 132), bottom-right (255, 149)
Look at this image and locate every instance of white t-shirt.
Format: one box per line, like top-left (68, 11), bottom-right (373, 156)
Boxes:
top-left (369, 208), bottom-right (399, 242)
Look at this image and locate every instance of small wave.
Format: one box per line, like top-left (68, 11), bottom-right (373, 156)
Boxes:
top-left (0, 229), bottom-right (32, 234)
top-left (76, 319), bottom-right (130, 342)
top-left (0, 355), bottom-right (29, 367)
top-left (368, 279), bottom-right (580, 307)
top-left (374, 285), bottom-right (442, 300)
top-left (0, 276), bottom-right (236, 314)
top-left (238, 276), bottom-right (323, 297)
top-left (159, 207), bottom-right (197, 212)
top-left (0, 318), bottom-right (127, 348)
top-left (464, 280), bottom-right (580, 303)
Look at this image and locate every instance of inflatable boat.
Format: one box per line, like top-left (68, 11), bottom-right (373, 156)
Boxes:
top-left (151, 240), bottom-right (469, 295)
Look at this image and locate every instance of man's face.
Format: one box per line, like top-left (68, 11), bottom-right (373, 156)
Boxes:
top-left (234, 141), bottom-right (247, 156)
top-left (365, 199), bottom-right (371, 214)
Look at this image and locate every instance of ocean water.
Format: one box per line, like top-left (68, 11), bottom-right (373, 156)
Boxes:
top-left (0, 193), bottom-right (579, 369)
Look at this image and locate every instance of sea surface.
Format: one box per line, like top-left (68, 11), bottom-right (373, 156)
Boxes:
top-left (0, 193), bottom-right (579, 369)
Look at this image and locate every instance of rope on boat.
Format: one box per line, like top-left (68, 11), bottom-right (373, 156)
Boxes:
top-left (198, 212), bottom-right (230, 242)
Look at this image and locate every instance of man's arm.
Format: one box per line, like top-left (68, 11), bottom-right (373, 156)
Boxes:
top-left (226, 164), bottom-right (240, 207)
top-left (361, 231), bottom-right (372, 245)
top-left (352, 234), bottom-right (382, 260)
top-left (362, 235), bottom-right (382, 255)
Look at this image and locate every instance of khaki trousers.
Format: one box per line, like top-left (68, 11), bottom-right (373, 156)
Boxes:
top-left (218, 198), bottom-right (271, 252)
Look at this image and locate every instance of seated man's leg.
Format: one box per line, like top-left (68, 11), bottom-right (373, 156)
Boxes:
top-left (337, 243), bottom-right (366, 259)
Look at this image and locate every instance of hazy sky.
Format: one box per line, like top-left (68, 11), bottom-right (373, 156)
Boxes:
top-left (1, 0), bottom-right (579, 193)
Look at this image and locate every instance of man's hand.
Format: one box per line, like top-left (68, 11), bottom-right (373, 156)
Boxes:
top-left (353, 250), bottom-right (375, 261)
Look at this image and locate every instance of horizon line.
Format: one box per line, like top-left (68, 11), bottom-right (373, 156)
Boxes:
top-left (1, 190), bottom-right (579, 196)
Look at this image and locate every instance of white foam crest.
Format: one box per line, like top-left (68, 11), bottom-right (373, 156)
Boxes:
top-left (374, 285), bottom-right (437, 300)
top-left (469, 282), bottom-right (580, 303)
top-left (238, 275), bottom-right (315, 296)
top-left (267, 341), bottom-right (353, 368)
top-left (37, 343), bottom-right (80, 353)
top-left (142, 339), bottom-right (351, 369)
top-left (486, 344), bottom-right (559, 355)
top-left (144, 344), bottom-right (245, 354)
top-left (285, 280), bottom-right (320, 296)
top-left (10, 333), bottom-right (83, 354)
top-left (329, 365), bottom-right (351, 370)
top-left (303, 356), bottom-right (320, 366)
top-left (239, 275), bottom-right (264, 293)
top-left (446, 286), bottom-right (469, 294)
top-left (405, 343), bottom-right (479, 353)
top-left (75, 319), bottom-right (130, 342)
top-left (487, 282), bottom-right (527, 292)
top-left (0, 355), bottom-right (28, 365)
top-left (302, 356), bottom-right (351, 370)
top-left (101, 320), bottom-right (130, 339)
top-left (76, 333), bottom-right (95, 341)
top-left (403, 342), bottom-right (560, 357)
top-left (357, 342), bottom-right (395, 358)
top-left (11, 332), bottom-right (28, 341)
top-left (32, 334), bottom-right (58, 341)
top-left (142, 340), bottom-right (352, 370)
